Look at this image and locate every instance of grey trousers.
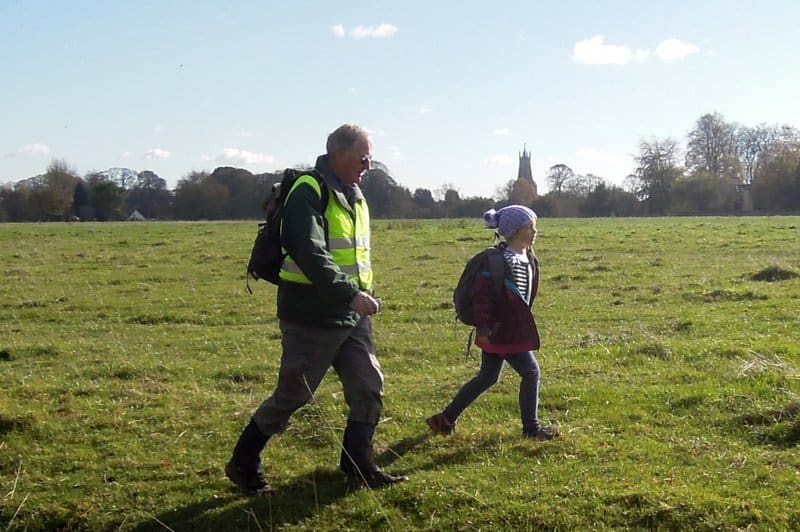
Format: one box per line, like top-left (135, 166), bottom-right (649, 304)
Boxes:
top-left (443, 350), bottom-right (541, 434)
top-left (252, 316), bottom-right (384, 436)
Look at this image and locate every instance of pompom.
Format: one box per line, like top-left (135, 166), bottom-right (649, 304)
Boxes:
top-left (483, 209), bottom-right (498, 229)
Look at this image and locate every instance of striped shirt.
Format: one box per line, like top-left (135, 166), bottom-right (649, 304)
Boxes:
top-left (503, 248), bottom-right (532, 304)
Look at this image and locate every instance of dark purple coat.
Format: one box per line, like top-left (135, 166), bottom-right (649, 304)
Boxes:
top-left (473, 251), bottom-right (540, 354)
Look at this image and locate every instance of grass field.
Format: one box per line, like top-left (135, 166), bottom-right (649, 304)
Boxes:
top-left (1, 216), bottom-right (799, 531)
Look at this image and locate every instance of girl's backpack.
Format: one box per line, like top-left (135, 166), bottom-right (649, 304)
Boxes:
top-left (452, 244), bottom-right (506, 326)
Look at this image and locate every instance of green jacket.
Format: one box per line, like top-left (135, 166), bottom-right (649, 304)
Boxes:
top-left (276, 154), bottom-right (370, 327)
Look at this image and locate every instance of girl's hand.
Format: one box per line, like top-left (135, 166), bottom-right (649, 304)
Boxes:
top-left (475, 335), bottom-right (489, 345)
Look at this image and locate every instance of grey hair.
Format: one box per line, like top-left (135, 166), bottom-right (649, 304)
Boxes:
top-left (326, 124), bottom-right (369, 156)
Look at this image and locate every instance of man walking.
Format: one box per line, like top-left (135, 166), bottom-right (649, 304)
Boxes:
top-left (226, 124), bottom-right (407, 493)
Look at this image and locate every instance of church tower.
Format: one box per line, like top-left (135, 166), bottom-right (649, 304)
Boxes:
top-left (518, 144), bottom-right (533, 182)
top-left (516, 144), bottom-right (537, 198)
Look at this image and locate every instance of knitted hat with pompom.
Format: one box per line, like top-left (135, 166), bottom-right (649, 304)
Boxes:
top-left (483, 205), bottom-right (537, 239)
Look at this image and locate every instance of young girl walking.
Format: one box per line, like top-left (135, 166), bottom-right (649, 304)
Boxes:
top-left (427, 205), bottom-right (557, 440)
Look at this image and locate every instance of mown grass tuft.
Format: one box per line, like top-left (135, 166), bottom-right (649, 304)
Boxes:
top-left (633, 342), bottom-right (672, 360)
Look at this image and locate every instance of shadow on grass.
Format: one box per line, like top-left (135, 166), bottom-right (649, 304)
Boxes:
top-left (0, 413), bottom-right (35, 437)
top-left (381, 430), bottom-right (555, 474)
top-left (376, 432), bottom-right (430, 467)
top-left (736, 401), bottom-right (800, 448)
top-left (130, 468), bottom-right (352, 531)
top-left (130, 431), bottom-right (557, 530)
top-left (130, 435), bottom-right (428, 530)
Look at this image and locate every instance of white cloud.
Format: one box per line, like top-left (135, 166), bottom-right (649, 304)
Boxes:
top-left (656, 38), bottom-right (699, 61)
top-left (488, 154), bottom-right (514, 165)
top-left (350, 24), bottom-right (397, 39)
top-left (331, 24), bottom-right (345, 38)
top-left (219, 148), bottom-right (275, 166)
top-left (121, 151), bottom-right (132, 159)
top-left (17, 143), bottom-right (50, 156)
top-left (573, 35), bottom-right (698, 65)
top-left (573, 35), bottom-right (648, 65)
top-left (418, 105), bottom-right (433, 114)
top-left (333, 23), bottom-right (398, 39)
top-left (493, 128), bottom-right (511, 136)
top-left (145, 148), bottom-right (171, 160)
top-left (200, 154), bottom-right (211, 162)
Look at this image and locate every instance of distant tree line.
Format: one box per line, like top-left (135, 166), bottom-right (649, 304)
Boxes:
top-left (504, 111), bottom-right (800, 217)
top-left (2, 112), bottom-right (798, 222)
top-left (623, 112), bottom-right (800, 215)
top-left (0, 161), bottom-right (497, 222)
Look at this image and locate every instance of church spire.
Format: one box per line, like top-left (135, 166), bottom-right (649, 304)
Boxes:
top-left (517, 144), bottom-right (533, 182)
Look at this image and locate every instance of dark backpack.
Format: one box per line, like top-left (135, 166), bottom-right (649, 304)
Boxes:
top-left (453, 244), bottom-right (507, 326)
top-left (246, 168), bottom-right (327, 291)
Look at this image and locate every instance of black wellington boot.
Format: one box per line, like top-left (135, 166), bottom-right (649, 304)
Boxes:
top-left (225, 419), bottom-right (272, 494)
top-left (340, 421), bottom-right (407, 489)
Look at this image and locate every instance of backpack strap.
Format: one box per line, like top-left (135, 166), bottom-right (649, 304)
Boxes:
top-left (307, 170), bottom-right (330, 245)
top-left (298, 169), bottom-right (329, 223)
top-left (465, 327), bottom-right (475, 359)
top-left (487, 246), bottom-right (506, 298)
top-left (283, 170), bottom-right (330, 246)
top-left (527, 248), bottom-right (538, 305)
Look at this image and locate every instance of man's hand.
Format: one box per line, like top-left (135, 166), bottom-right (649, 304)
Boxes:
top-left (349, 291), bottom-right (380, 316)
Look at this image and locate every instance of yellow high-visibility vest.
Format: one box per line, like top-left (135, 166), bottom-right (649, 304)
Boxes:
top-left (279, 175), bottom-right (373, 290)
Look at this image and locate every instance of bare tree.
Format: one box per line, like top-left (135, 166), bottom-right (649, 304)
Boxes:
top-left (632, 137), bottom-right (683, 214)
top-left (737, 124), bottom-right (800, 185)
top-left (30, 159), bottom-right (80, 220)
top-left (565, 173), bottom-right (604, 197)
top-left (436, 183), bottom-right (459, 202)
top-left (495, 179), bottom-right (515, 202)
top-left (686, 112), bottom-right (740, 181)
top-left (737, 125), bottom-right (774, 186)
top-left (546, 164), bottom-right (574, 195)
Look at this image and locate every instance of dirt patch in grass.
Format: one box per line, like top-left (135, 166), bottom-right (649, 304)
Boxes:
top-left (750, 266), bottom-right (799, 282)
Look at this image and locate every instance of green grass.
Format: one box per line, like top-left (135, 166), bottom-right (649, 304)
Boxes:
top-left (1, 217), bottom-right (799, 530)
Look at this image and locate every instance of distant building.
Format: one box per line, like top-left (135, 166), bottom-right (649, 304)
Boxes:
top-left (128, 209), bottom-right (146, 221)
top-left (516, 145), bottom-right (537, 197)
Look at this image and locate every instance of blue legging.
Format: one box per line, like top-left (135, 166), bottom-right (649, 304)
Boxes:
top-left (443, 350), bottom-right (541, 433)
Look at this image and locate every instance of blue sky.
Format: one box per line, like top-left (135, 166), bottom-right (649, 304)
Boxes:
top-left (2, 0), bottom-right (799, 197)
